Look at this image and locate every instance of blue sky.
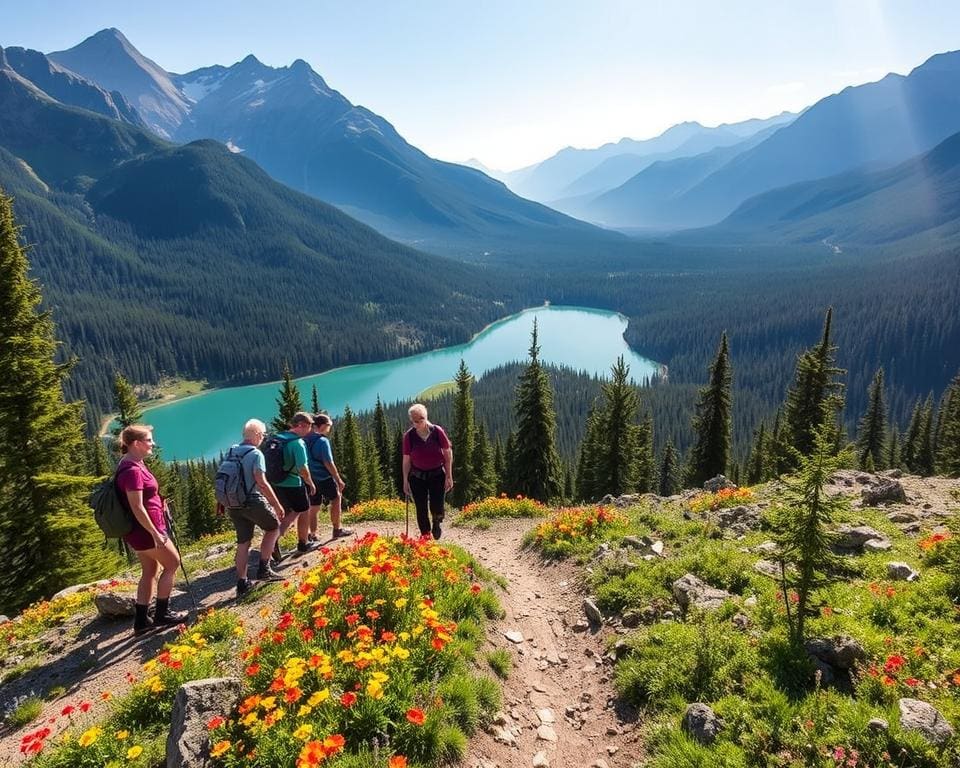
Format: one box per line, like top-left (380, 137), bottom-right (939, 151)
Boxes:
top-left (4, 1), bottom-right (960, 170)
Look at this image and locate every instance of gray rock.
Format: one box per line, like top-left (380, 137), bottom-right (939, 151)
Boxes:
top-left (621, 535), bottom-right (648, 550)
top-left (682, 703), bottom-right (723, 744)
top-left (166, 677), bottom-right (242, 768)
top-left (863, 538), bottom-right (893, 552)
top-left (804, 636), bottom-right (866, 671)
top-left (753, 541), bottom-right (779, 555)
top-left (855, 473), bottom-right (875, 484)
top-left (504, 630), bottom-right (524, 644)
top-left (753, 559), bottom-right (782, 578)
top-left (583, 599), bottom-right (603, 625)
top-left (650, 540), bottom-right (665, 556)
top-left (715, 505), bottom-right (761, 533)
top-left (862, 480), bottom-right (907, 506)
top-left (898, 698), bottom-right (955, 745)
top-left (672, 573), bottom-right (733, 612)
top-left (867, 717), bottom-right (889, 731)
top-left (536, 724), bottom-right (558, 742)
top-left (834, 525), bottom-right (885, 550)
top-left (810, 655), bottom-right (836, 686)
top-left (703, 475), bottom-right (736, 493)
top-left (887, 562), bottom-right (919, 582)
top-left (52, 580), bottom-right (113, 601)
top-left (731, 613), bottom-right (751, 630)
top-left (613, 639), bottom-right (631, 659)
top-left (94, 592), bottom-right (136, 619)
top-left (0, 615), bottom-right (8, 624)
top-left (533, 751), bottom-right (550, 767)
top-left (492, 726), bottom-right (517, 746)
top-left (621, 609), bottom-right (642, 628)
top-left (887, 510), bottom-right (920, 523)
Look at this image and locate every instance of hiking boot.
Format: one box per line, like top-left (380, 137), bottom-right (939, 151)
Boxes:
top-left (236, 578), bottom-right (253, 598)
top-left (297, 539), bottom-right (321, 553)
top-left (271, 542), bottom-right (285, 565)
top-left (154, 597), bottom-right (188, 626)
top-left (307, 533), bottom-right (319, 543)
top-left (133, 619), bottom-right (160, 637)
top-left (332, 527), bottom-right (354, 539)
top-left (256, 562), bottom-right (284, 582)
top-left (431, 520), bottom-right (442, 539)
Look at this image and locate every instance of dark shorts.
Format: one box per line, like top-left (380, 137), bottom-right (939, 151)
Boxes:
top-left (309, 477), bottom-right (339, 506)
top-left (274, 484), bottom-right (310, 515)
top-left (228, 494), bottom-right (280, 544)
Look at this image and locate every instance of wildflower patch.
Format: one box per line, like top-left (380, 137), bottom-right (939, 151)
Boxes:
top-left (460, 494), bottom-right (547, 522)
top-left (525, 505), bottom-right (628, 558)
top-left (688, 486), bottom-right (755, 514)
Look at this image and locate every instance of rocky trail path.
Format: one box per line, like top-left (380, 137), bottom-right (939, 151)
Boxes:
top-left (0, 518), bottom-right (643, 767)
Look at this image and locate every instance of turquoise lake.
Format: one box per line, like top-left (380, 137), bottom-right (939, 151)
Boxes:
top-left (144, 305), bottom-right (661, 460)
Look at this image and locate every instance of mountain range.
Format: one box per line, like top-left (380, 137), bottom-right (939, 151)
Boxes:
top-left (45, 28), bottom-right (607, 254)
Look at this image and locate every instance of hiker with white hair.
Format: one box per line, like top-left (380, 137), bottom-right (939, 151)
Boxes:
top-left (402, 403), bottom-right (453, 539)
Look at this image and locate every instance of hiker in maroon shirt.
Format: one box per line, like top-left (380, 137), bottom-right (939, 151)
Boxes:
top-left (116, 424), bottom-right (188, 635)
top-left (402, 403), bottom-right (453, 539)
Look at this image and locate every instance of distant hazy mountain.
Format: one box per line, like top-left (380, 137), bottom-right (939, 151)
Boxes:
top-left (49, 28), bottom-right (191, 138)
top-left (656, 50), bottom-right (960, 229)
top-left (570, 123), bottom-right (785, 226)
top-left (0, 45), bottom-right (143, 126)
top-left (505, 113), bottom-right (795, 203)
top-left (699, 129), bottom-right (960, 245)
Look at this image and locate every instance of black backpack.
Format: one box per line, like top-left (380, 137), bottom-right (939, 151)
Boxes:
top-left (89, 469), bottom-right (134, 539)
top-left (262, 434), bottom-right (295, 484)
top-left (214, 445), bottom-right (256, 508)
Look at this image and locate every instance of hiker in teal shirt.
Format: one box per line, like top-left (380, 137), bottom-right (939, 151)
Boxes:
top-left (270, 411), bottom-right (320, 558)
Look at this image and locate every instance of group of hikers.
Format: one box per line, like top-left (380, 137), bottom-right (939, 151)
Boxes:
top-left (113, 403), bottom-right (454, 636)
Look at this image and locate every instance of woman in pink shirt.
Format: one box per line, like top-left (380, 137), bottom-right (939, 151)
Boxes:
top-left (116, 424), bottom-right (188, 635)
top-left (402, 403), bottom-right (454, 539)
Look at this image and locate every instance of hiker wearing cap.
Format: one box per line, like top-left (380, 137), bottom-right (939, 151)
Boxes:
top-left (402, 403), bottom-right (454, 539)
top-left (228, 418), bottom-right (286, 597)
top-left (305, 413), bottom-right (352, 541)
top-left (270, 411), bottom-right (320, 557)
top-left (116, 424), bottom-right (189, 635)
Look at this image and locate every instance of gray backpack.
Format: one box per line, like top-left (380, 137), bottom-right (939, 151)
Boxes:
top-left (214, 445), bottom-right (255, 509)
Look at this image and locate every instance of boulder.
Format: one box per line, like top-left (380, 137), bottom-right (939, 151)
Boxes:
top-left (898, 698), bottom-right (955, 745)
top-left (583, 599), bottom-right (603, 625)
top-left (834, 525), bottom-right (886, 551)
top-left (862, 479), bottom-right (907, 506)
top-left (52, 580), bottom-right (113, 601)
top-left (715, 505), bottom-right (761, 533)
top-left (863, 538), bottom-right (893, 552)
top-left (94, 592), bottom-right (136, 619)
top-left (167, 677), bottom-right (242, 768)
top-left (682, 703), bottom-right (723, 744)
top-left (703, 475), bottom-right (736, 493)
top-left (804, 636), bottom-right (866, 671)
top-left (887, 510), bottom-right (920, 523)
top-left (672, 574), bottom-right (733, 612)
top-left (886, 562), bottom-right (919, 582)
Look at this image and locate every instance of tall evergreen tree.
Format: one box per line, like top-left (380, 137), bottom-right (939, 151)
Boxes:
top-left (915, 394), bottom-right (936, 476)
top-left (575, 404), bottom-right (603, 501)
top-left (886, 426), bottom-right (901, 470)
top-left (781, 309), bottom-right (845, 466)
top-left (658, 440), bottom-right (681, 497)
top-left (184, 461), bottom-right (220, 540)
top-left (0, 191), bottom-right (120, 613)
top-left (272, 362), bottom-right (303, 432)
top-left (902, 399), bottom-right (924, 472)
top-left (686, 333), bottom-right (733, 487)
top-left (856, 368), bottom-right (888, 470)
top-left (451, 360), bottom-right (477, 507)
top-left (588, 356), bottom-right (642, 496)
top-left (502, 432), bottom-right (517, 495)
top-left (511, 322), bottom-right (562, 501)
top-left (391, 422), bottom-right (405, 497)
top-left (372, 396), bottom-right (392, 482)
top-left (112, 372), bottom-right (143, 430)
top-left (311, 384), bottom-right (320, 414)
top-left (471, 423), bottom-right (496, 500)
top-left (337, 406), bottom-right (367, 503)
top-left (363, 433), bottom-right (386, 500)
top-left (936, 372), bottom-right (960, 476)
top-left (746, 422), bottom-right (769, 484)
top-left (493, 439), bottom-right (506, 493)
top-left (634, 412), bottom-right (655, 493)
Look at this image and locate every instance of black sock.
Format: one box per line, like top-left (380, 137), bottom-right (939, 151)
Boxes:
top-left (155, 597), bottom-right (170, 620)
top-left (134, 603), bottom-right (150, 629)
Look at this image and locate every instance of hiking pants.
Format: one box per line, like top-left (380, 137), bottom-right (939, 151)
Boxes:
top-left (408, 468), bottom-right (445, 534)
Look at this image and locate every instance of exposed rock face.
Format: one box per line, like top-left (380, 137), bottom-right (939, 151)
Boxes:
top-left (886, 562), bottom-right (919, 582)
top-left (167, 677), bottom-right (242, 768)
top-left (682, 703), bottom-right (723, 744)
top-left (862, 480), bottom-right (907, 506)
top-left (804, 636), bottom-right (866, 671)
top-left (703, 475), bottom-right (736, 493)
top-left (834, 525), bottom-right (888, 551)
top-left (583, 599), bottom-right (603, 625)
top-left (672, 574), bottom-right (733, 612)
top-left (715, 505), bottom-right (761, 534)
top-left (898, 698), bottom-right (955, 745)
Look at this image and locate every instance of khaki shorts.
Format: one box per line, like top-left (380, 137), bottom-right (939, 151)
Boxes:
top-left (228, 494), bottom-right (280, 544)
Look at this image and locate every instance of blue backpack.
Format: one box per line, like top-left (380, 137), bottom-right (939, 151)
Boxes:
top-left (215, 445), bottom-right (256, 508)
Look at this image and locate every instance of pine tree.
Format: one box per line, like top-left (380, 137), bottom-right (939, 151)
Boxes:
top-left (686, 333), bottom-right (733, 487)
top-left (856, 368), bottom-right (888, 470)
top-left (589, 356), bottom-right (642, 496)
top-left (936, 372), bottom-right (960, 476)
top-left (658, 441), bottom-right (680, 496)
top-left (886, 426), bottom-right (901, 470)
top-left (503, 432), bottom-right (517, 495)
top-left (372, 396), bottom-right (391, 483)
top-left (575, 404), bottom-right (603, 501)
top-left (272, 362), bottom-right (303, 432)
top-left (363, 433), bottom-right (386, 500)
top-left (781, 309), bottom-right (846, 466)
top-left (493, 439), bottom-right (506, 493)
top-left (337, 406), bottom-right (367, 503)
top-left (471, 423), bottom-right (496, 500)
top-left (86, 436), bottom-right (112, 476)
top-left (0, 191), bottom-right (121, 613)
top-left (915, 395), bottom-right (936, 476)
top-left (391, 422), bottom-right (405, 497)
top-left (902, 399), bottom-right (924, 472)
top-left (746, 422), bottom-right (769, 484)
top-left (311, 384), bottom-right (320, 414)
top-left (451, 360), bottom-right (476, 507)
top-left (112, 372), bottom-right (143, 430)
top-left (770, 420), bottom-right (851, 647)
top-left (634, 412), bottom-right (655, 493)
top-left (511, 321), bottom-right (562, 502)
top-left (184, 461), bottom-right (220, 540)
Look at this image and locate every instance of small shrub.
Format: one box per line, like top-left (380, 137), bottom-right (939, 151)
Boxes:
top-left (525, 505), bottom-right (628, 558)
top-left (343, 498), bottom-right (406, 523)
top-left (5, 695), bottom-right (42, 727)
top-left (460, 495), bottom-right (547, 522)
top-left (486, 649), bottom-right (511, 679)
top-left (688, 487), bottom-right (756, 514)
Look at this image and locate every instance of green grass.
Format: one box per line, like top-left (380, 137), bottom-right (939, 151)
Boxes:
top-left (417, 380), bottom-right (457, 399)
top-left (486, 648), bottom-right (512, 679)
top-left (5, 696), bottom-right (43, 727)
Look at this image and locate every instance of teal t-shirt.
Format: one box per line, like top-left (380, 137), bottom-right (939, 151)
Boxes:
top-left (274, 431), bottom-right (308, 487)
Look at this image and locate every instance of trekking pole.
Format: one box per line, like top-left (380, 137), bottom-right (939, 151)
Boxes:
top-left (404, 494), bottom-right (410, 538)
top-left (163, 504), bottom-right (200, 612)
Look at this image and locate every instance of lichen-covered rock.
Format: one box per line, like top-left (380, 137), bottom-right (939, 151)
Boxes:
top-left (682, 703), bottom-right (723, 744)
top-left (94, 592), bottom-right (136, 619)
top-left (898, 698), bottom-right (955, 745)
top-left (862, 479), bottom-right (907, 506)
top-left (167, 677), bottom-right (242, 768)
top-left (834, 525), bottom-right (886, 550)
top-left (804, 636), bottom-right (866, 670)
top-left (672, 574), bottom-right (733, 612)
top-left (703, 475), bottom-right (736, 493)
top-left (886, 562), bottom-right (919, 582)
